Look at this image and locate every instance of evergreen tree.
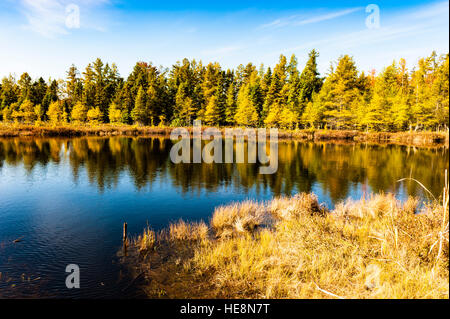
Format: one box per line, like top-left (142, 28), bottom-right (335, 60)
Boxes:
top-left (41, 80), bottom-right (59, 118)
top-left (235, 72), bottom-right (259, 127)
top-left (131, 86), bottom-right (147, 125)
top-left (225, 83), bottom-right (237, 126)
top-left (66, 64), bottom-right (81, 107)
top-left (18, 72), bottom-right (32, 103)
top-left (298, 49), bottom-right (323, 119)
top-left (262, 55), bottom-right (287, 127)
top-left (320, 55), bottom-right (361, 129)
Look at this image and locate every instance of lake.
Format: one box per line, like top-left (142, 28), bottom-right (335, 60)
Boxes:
top-left (0, 136), bottom-right (448, 298)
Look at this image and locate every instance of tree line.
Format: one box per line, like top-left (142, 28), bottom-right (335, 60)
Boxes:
top-left (0, 50), bottom-right (448, 131)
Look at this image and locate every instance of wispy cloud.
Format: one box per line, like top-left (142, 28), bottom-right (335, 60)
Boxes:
top-left (201, 45), bottom-right (243, 57)
top-left (18, 0), bottom-right (109, 37)
top-left (262, 0), bottom-right (448, 73)
top-left (260, 7), bottom-right (363, 29)
top-left (293, 8), bottom-right (363, 26)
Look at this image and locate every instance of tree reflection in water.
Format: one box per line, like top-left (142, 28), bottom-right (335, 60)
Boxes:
top-left (0, 137), bottom-right (448, 203)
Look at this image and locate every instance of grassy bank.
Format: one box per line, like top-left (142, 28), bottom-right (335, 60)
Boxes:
top-left (0, 123), bottom-right (448, 147)
top-left (125, 179), bottom-right (449, 299)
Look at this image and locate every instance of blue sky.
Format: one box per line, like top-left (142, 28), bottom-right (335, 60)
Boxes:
top-left (0, 0), bottom-right (448, 80)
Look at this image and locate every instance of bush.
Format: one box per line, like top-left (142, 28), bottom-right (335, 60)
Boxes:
top-left (71, 101), bottom-right (89, 123)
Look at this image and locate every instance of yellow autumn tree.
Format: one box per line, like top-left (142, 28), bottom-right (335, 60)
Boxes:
top-left (108, 102), bottom-right (128, 124)
top-left (71, 101), bottom-right (89, 123)
top-left (47, 101), bottom-right (67, 124)
top-left (234, 83), bottom-right (259, 127)
top-left (87, 107), bottom-right (103, 124)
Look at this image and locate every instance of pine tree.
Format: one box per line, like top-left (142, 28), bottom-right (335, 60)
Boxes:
top-left (235, 81), bottom-right (259, 127)
top-left (431, 54), bottom-right (449, 130)
top-left (298, 49), bottom-right (323, 120)
top-left (262, 55), bottom-right (287, 127)
top-left (66, 64), bottom-right (81, 108)
top-left (204, 94), bottom-right (221, 126)
top-left (41, 80), bottom-right (58, 118)
top-left (320, 55), bottom-right (361, 129)
top-left (82, 63), bottom-right (96, 110)
top-left (264, 99), bottom-right (282, 128)
top-left (225, 83), bottom-right (237, 126)
top-left (18, 73), bottom-right (32, 103)
top-left (30, 77), bottom-right (48, 107)
top-left (131, 86), bottom-right (147, 125)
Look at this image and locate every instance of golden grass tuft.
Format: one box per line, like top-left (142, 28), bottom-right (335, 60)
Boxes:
top-left (269, 193), bottom-right (327, 220)
top-left (136, 226), bottom-right (156, 252)
top-left (128, 174), bottom-right (449, 299)
top-left (167, 220), bottom-right (209, 242)
top-left (211, 200), bottom-right (269, 238)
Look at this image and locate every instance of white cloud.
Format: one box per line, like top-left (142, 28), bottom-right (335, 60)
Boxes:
top-left (260, 7), bottom-right (363, 29)
top-left (201, 45), bottom-right (243, 57)
top-left (293, 8), bottom-right (363, 26)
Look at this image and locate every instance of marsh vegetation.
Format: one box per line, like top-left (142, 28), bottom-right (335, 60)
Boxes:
top-left (128, 182), bottom-right (449, 299)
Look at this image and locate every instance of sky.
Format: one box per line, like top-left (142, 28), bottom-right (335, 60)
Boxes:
top-left (0, 0), bottom-right (448, 80)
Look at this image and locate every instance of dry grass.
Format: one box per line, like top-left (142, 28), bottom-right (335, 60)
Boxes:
top-left (167, 220), bottom-right (209, 242)
top-left (211, 201), bottom-right (270, 238)
top-left (0, 123), bottom-right (173, 137)
top-left (134, 226), bottom-right (156, 252)
top-left (126, 175), bottom-right (449, 299)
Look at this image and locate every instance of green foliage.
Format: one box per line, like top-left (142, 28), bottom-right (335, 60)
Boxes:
top-left (131, 86), bottom-right (147, 125)
top-left (0, 52), bottom-right (448, 131)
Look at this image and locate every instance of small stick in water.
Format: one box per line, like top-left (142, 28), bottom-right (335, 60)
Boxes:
top-left (122, 222), bottom-right (128, 257)
top-left (13, 236), bottom-right (24, 243)
top-left (123, 222), bottom-right (128, 243)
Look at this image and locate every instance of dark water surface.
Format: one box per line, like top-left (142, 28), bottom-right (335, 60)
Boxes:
top-left (0, 137), bottom-right (448, 298)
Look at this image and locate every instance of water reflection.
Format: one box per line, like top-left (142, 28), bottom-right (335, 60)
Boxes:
top-left (0, 137), bottom-right (448, 202)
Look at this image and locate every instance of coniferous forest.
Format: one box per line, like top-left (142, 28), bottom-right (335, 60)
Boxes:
top-left (1, 50), bottom-right (448, 131)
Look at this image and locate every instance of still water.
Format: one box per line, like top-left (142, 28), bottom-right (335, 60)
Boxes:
top-left (0, 137), bottom-right (448, 298)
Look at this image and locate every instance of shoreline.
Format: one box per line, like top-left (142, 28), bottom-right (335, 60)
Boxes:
top-left (0, 123), bottom-right (448, 147)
